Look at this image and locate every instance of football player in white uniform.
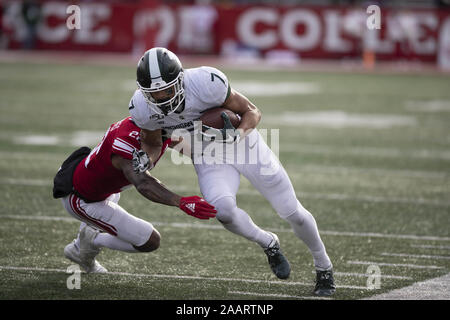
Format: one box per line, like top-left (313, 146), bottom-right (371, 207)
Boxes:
top-left (128, 47), bottom-right (336, 296)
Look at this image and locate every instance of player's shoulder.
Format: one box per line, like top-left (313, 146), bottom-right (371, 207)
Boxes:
top-left (111, 117), bottom-right (141, 156)
top-left (128, 90), bottom-right (162, 131)
top-left (112, 117), bottom-right (140, 140)
top-left (129, 90), bottom-right (148, 119)
top-left (185, 66), bottom-right (230, 106)
top-left (185, 66), bottom-right (229, 89)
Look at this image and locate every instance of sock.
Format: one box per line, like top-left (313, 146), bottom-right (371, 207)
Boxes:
top-left (284, 203), bottom-right (332, 270)
top-left (73, 222), bottom-right (88, 249)
top-left (93, 233), bottom-right (139, 253)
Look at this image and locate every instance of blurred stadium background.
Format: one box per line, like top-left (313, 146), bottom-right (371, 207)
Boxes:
top-left (2, 0), bottom-right (450, 70)
top-left (0, 0), bottom-right (449, 300)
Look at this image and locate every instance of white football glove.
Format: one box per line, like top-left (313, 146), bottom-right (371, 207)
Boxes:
top-left (132, 149), bottom-right (152, 173)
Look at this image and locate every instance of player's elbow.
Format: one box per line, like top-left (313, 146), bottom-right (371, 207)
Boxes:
top-left (255, 108), bottom-right (262, 123)
top-left (249, 106), bottom-right (261, 125)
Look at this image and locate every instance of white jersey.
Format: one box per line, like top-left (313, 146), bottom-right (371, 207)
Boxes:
top-left (129, 66), bottom-right (230, 139)
top-left (128, 63), bottom-right (299, 221)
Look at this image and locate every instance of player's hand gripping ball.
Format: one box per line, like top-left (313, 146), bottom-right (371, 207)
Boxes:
top-left (199, 108), bottom-right (241, 143)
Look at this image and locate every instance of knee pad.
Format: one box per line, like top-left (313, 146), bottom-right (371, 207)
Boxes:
top-left (212, 196), bottom-right (238, 224)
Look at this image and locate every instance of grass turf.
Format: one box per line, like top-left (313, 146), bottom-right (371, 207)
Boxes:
top-left (0, 60), bottom-right (449, 300)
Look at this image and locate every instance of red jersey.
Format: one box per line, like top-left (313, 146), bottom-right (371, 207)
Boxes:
top-left (73, 117), bottom-right (144, 202)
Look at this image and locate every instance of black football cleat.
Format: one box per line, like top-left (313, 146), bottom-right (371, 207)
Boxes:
top-left (264, 232), bottom-right (291, 279)
top-left (314, 269), bottom-right (336, 296)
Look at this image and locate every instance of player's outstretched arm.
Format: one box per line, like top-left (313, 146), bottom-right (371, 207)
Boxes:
top-left (111, 155), bottom-right (216, 220)
top-left (222, 88), bottom-right (262, 139)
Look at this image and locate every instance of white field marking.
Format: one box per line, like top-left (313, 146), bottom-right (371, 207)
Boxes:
top-left (0, 150), bottom-right (64, 160)
top-left (298, 192), bottom-right (449, 207)
top-left (11, 131), bottom-right (103, 147)
top-left (347, 261), bottom-right (445, 270)
top-left (69, 131), bottom-right (104, 146)
top-left (0, 215), bottom-right (75, 222)
top-left (0, 178), bottom-right (51, 187)
top-left (290, 164), bottom-right (447, 180)
top-left (227, 291), bottom-right (333, 300)
top-left (2, 214), bottom-right (450, 242)
top-left (332, 271), bottom-right (412, 280)
top-left (264, 111), bottom-right (416, 129)
top-left (405, 100), bottom-right (450, 112)
top-left (363, 272), bottom-right (450, 300)
top-left (2, 177), bottom-right (448, 207)
top-left (13, 135), bottom-right (61, 146)
top-left (0, 265), bottom-right (366, 290)
top-left (284, 143), bottom-right (450, 161)
top-left (319, 231), bottom-right (450, 241)
top-left (410, 244), bottom-right (450, 250)
top-left (381, 252), bottom-right (450, 260)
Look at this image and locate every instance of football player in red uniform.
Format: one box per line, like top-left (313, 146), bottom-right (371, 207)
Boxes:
top-left (57, 117), bottom-right (216, 273)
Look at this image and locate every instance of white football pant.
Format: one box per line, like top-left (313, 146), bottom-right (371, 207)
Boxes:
top-left (194, 130), bottom-right (332, 270)
top-left (61, 193), bottom-right (154, 250)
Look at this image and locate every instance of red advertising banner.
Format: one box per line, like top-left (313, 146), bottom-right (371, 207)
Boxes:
top-left (2, 1), bottom-right (136, 52)
top-left (2, 1), bottom-right (450, 63)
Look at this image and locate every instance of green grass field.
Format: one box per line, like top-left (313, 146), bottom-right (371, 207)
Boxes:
top-left (0, 59), bottom-right (449, 300)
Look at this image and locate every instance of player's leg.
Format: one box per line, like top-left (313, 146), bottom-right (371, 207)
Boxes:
top-left (89, 192), bottom-right (161, 252)
top-left (242, 132), bottom-right (333, 273)
top-left (61, 193), bottom-right (160, 272)
top-left (193, 163), bottom-right (274, 249)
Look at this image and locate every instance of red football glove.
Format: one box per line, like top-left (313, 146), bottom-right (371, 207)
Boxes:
top-left (179, 196), bottom-right (217, 220)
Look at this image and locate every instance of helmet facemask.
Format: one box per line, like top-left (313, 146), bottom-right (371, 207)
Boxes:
top-left (138, 71), bottom-right (185, 116)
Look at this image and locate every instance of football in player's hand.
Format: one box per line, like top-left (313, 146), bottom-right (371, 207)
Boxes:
top-left (199, 107), bottom-right (241, 129)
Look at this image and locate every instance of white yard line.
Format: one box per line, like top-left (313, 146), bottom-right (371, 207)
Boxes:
top-left (320, 230), bottom-right (450, 242)
top-left (381, 252), bottom-right (450, 260)
top-left (347, 260), bottom-right (445, 270)
top-left (289, 164), bottom-right (446, 180)
top-left (1, 178), bottom-right (52, 187)
top-left (0, 265), bottom-right (365, 290)
top-left (363, 272), bottom-right (450, 300)
top-left (2, 214), bottom-right (450, 242)
top-left (1, 177), bottom-right (449, 207)
top-left (410, 244), bottom-right (450, 250)
top-left (227, 290), bottom-right (333, 300)
top-left (264, 111), bottom-right (416, 129)
top-left (284, 143), bottom-right (450, 161)
top-left (298, 192), bottom-right (450, 207)
top-left (333, 272), bottom-right (412, 280)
